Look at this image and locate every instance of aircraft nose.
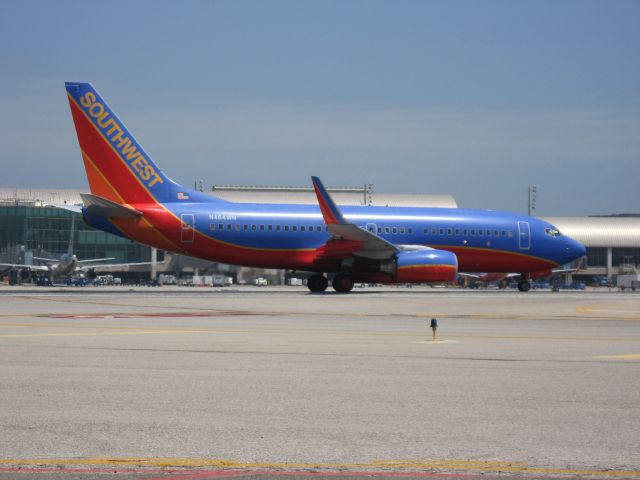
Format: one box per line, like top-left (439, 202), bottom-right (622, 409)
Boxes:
top-left (566, 237), bottom-right (586, 261)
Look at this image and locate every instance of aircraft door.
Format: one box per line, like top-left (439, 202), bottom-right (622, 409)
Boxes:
top-left (180, 213), bottom-right (195, 243)
top-left (518, 221), bottom-right (531, 250)
top-left (366, 223), bottom-right (378, 234)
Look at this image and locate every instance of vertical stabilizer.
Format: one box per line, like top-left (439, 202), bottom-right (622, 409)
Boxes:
top-left (65, 82), bottom-right (224, 205)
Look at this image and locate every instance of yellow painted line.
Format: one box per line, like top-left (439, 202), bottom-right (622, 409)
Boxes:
top-left (421, 312), bottom-right (640, 321)
top-left (596, 353), bottom-right (640, 360)
top-left (0, 329), bottom-right (213, 338)
top-left (0, 458), bottom-right (639, 476)
top-left (576, 306), bottom-right (597, 314)
top-left (449, 334), bottom-right (640, 342)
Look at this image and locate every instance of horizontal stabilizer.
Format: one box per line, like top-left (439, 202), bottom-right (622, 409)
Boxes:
top-left (47, 203), bottom-right (83, 214)
top-left (80, 193), bottom-right (143, 219)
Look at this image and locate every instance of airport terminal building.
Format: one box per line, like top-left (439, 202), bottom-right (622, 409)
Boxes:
top-left (1, 187), bottom-right (638, 283)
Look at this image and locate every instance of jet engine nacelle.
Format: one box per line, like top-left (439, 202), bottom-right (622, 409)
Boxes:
top-left (381, 249), bottom-right (458, 284)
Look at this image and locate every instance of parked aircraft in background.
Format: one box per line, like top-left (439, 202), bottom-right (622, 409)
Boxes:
top-left (0, 215), bottom-right (149, 283)
top-left (459, 259), bottom-right (586, 288)
top-left (64, 82), bottom-right (586, 293)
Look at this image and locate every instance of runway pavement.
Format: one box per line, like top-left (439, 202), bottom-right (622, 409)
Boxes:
top-left (0, 285), bottom-right (639, 479)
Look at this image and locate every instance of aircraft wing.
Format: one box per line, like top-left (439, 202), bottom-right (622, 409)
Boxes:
top-left (0, 263), bottom-right (50, 272)
top-left (77, 262), bottom-right (154, 273)
top-left (551, 257), bottom-right (586, 274)
top-left (311, 176), bottom-right (398, 261)
top-left (458, 273), bottom-right (481, 279)
top-left (76, 258), bottom-right (116, 264)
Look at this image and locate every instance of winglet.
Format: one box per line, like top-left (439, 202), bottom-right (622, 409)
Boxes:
top-left (311, 176), bottom-right (346, 225)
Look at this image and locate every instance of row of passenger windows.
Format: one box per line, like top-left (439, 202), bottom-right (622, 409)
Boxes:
top-left (210, 223), bottom-right (328, 232)
top-left (422, 227), bottom-right (514, 237)
top-left (209, 223), bottom-right (514, 238)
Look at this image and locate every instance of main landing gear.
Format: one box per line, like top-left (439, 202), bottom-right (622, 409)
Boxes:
top-left (307, 274), bottom-right (328, 293)
top-left (307, 274), bottom-right (355, 293)
top-left (332, 274), bottom-right (354, 293)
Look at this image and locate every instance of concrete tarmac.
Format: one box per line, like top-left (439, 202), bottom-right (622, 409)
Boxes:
top-left (0, 285), bottom-right (639, 479)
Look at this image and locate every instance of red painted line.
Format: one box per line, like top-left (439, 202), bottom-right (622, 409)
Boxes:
top-left (144, 471), bottom-right (251, 480)
top-left (0, 467), bottom-right (480, 479)
top-left (145, 470), bottom-right (481, 480)
top-left (247, 471), bottom-right (478, 478)
top-left (0, 467), bottom-right (169, 474)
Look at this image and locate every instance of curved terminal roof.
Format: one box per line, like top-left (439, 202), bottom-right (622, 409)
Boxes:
top-left (211, 188), bottom-right (458, 208)
top-left (542, 217), bottom-right (640, 248)
top-left (0, 188), bottom-right (84, 207)
top-left (0, 187), bottom-right (458, 209)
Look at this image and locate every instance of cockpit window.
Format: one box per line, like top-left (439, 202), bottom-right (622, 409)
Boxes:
top-left (544, 227), bottom-right (562, 237)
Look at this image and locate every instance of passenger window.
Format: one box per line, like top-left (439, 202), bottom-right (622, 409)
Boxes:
top-left (432, 228), bottom-right (437, 235)
top-left (392, 227), bottom-right (397, 234)
top-left (501, 230), bottom-right (506, 236)
top-left (276, 225), bottom-right (281, 231)
top-left (243, 225), bottom-right (248, 231)
top-left (423, 228), bottom-right (428, 234)
top-left (284, 225), bottom-right (289, 231)
top-left (508, 230), bottom-right (513, 237)
top-left (377, 227), bottom-right (382, 234)
top-left (317, 226), bottom-right (322, 232)
top-left (470, 229), bottom-right (475, 235)
top-left (400, 227), bottom-right (405, 234)
top-left (455, 229), bottom-right (460, 235)
top-left (252, 225), bottom-right (257, 231)
top-left (301, 226), bottom-right (306, 232)
top-left (408, 228), bottom-right (413, 234)
top-left (292, 226), bottom-right (297, 231)
top-left (478, 229), bottom-right (483, 236)
top-left (463, 229), bottom-right (467, 235)
top-left (439, 228), bottom-right (444, 235)
top-left (227, 224), bottom-right (232, 230)
top-left (259, 225), bottom-right (265, 231)
top-left (494, 230), bottom-right (499, 236)
top-left (235, 224), bottom-right (241, 231)
top-left (268, 225), bottom-right (273, 231)
top-left (209, 224), bottom-right (216, 230)
top-left (218, 223), bottom-right (224, 230)
top-left (447, 228), bottom-right (452, 235)
top-left (385, 227), bottom-right (390, 234)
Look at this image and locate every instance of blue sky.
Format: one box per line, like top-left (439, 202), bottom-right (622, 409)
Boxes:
top-left (0, 0), bottom-right (638, 215)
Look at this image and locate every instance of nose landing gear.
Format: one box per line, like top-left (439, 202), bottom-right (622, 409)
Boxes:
top-left (517, 280), bottom-right (531, 292)
top-left (518, 273), bottom-right (532, 292)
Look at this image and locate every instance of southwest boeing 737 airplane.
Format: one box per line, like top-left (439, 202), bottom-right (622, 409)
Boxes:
top-left (64, 82), bottom-right (586, 293)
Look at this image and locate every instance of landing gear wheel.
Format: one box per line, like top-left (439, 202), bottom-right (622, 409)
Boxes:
top-left (307, 274), bottom-right (328, 293)
top-left (517, 280), bottom-right (531, 292)
top-left (332, 274), bottom-right (354, 293)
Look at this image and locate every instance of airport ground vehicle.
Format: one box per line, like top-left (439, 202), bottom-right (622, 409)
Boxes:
top-left (617, 274), bottom-right (640, 291)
